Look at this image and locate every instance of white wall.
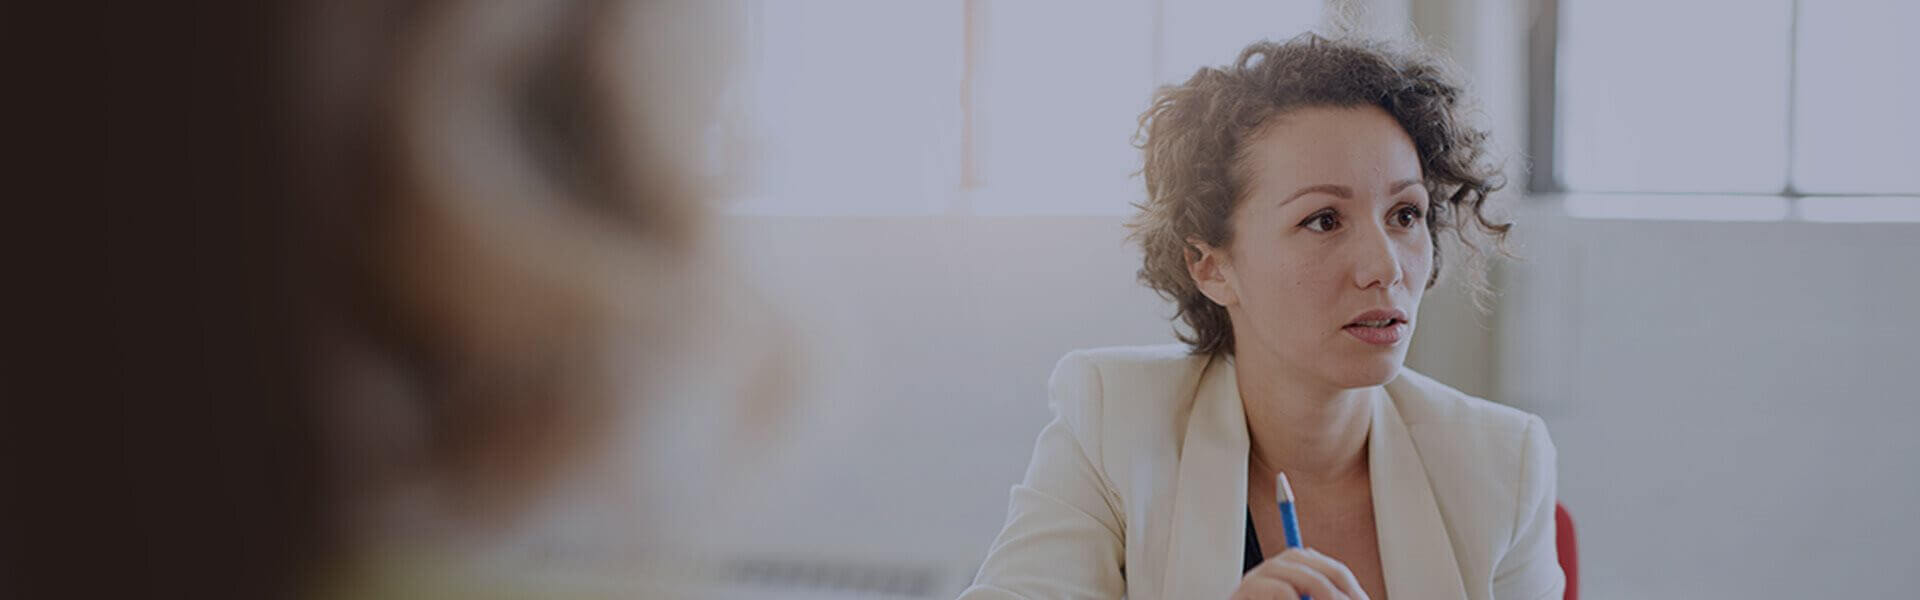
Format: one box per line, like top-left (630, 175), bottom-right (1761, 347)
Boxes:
top-left (1497, 202), bottom-right (1920, 598)
top-left (712, 216), bottom-right (1174, 593)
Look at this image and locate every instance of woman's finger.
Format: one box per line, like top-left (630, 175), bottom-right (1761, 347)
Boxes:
top-left (1281, 548), bottom-right (1368, 600)
top-left (1229, 575), bottom-right (1300, 600)
top-left (1252, 556), bottom-right (1348, 600)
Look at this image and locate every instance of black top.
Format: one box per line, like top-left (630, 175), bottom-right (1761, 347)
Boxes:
top-left (1243, 508), bottom-right (1265, 573)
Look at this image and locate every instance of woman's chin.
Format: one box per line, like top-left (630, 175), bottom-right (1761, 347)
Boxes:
top-left (1320, 358), bottom-right (1405, 390)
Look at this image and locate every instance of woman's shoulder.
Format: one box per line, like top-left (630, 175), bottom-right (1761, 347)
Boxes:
top-left (1385, 368), bottom-right (1546, 438)
top-left (1045, 344), bottom-right (1213, 445)
top-left (1385, 368), bottom-right (1555, 503)
top-left (1054, 343), bottom-right (1209, 373)
top-left (1049, 344), bottom-right (1212, 413)
top-left (1384, 369), bottom-right (1558, 559)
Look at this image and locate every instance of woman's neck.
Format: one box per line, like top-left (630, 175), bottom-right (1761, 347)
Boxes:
top-left (1234, 351), bottom-right (1375, 485)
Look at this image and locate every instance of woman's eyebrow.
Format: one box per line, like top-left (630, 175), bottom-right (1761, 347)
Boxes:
top-left (1280, 178), bottom-right (1426, 205)
top-left (1281, 184), bottom-right (1352, 205)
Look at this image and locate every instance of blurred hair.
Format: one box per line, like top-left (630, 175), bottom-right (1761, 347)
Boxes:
top-left (1127, 33), bottom-right (1511, 356)
top-left (305, 0), bottom-right (736, 549)
top-left (307, 0), bottom-right (713, 518)
top-left (110, 0), bottom-right (727, 596)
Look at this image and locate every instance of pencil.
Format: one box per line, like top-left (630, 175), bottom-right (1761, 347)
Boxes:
top-left (1277, 472), bottom-right (1309, 600)
top-left (1277, 472), bottom-right (1304, 549)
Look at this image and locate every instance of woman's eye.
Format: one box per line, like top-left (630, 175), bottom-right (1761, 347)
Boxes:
top-left (1392, 205), bottom-right (1425, 228)
top-left (1301, 212), bottom-right (1341, 232)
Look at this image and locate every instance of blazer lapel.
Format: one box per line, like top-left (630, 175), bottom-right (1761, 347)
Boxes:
top-left (1158, 354), bottom-right (1249, 600)
top-left (1369, 388), bottom-right (1470, 600)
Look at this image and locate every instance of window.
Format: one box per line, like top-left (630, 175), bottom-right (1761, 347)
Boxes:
top-left (719, 0), bottom-right (1323, 216)
top-left (1791, 0), bottom-right (1920, 195)
top-left (971, 0), bottom-right (1155, 215)
top-left (1547, 0), bottom-right (1920, 221)
top-left (723, 1), bottom-right (965, 215)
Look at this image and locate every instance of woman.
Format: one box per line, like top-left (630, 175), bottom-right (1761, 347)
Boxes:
top-left (962, 35), bottom-right (1562, 600)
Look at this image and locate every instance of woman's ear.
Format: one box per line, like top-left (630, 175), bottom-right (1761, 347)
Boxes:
top-left (1185, 237), bottom-right (1238, 308)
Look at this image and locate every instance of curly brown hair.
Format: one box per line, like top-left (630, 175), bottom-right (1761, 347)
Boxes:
top-left (1127, 33), bottom-right (1511, 356)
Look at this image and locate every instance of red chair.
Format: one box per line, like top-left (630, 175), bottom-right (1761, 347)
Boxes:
top-left (1555, 503), bottom-right (1578, 600)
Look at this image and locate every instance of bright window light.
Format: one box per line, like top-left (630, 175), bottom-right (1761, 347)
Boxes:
top-left (1792, 0), bottom-right (1920, 195)
top-left (971, 0), bottom-right (1156, 215)
top-left (722, 0), bottom-right (1326, 216)
top-left (1558, 0), bottom-right (1792, 194)
top-left (1159, 0), bottom-right (1322, 87)
top-left (972, 0), bottom-right (1322, 215)
top-left (730, 1), bottom-right (963, 215)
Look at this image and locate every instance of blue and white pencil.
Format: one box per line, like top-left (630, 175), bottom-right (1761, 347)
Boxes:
top-left (1277, 472), bottom-right (1309, 600)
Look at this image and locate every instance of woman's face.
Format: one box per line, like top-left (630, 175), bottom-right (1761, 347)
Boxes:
top-left (1192, 105), bottom-right (1432, 390)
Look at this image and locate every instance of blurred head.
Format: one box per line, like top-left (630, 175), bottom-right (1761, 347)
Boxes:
top-left (309, 0), bottom-right (727, 525)
top-left (128, 0), bottom-right (736, 596)
top-left (1128, 33), bottom-right (1509, 388)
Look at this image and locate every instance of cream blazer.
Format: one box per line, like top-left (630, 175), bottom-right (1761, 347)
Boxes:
top-left (961, 345), bottom-right (1564, 600)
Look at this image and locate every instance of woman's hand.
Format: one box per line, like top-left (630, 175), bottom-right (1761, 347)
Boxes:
top-left (1229, 548), bottom-right (1370, 600)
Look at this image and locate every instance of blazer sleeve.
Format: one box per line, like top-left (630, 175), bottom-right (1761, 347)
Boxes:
top-left (959, 353), bottom-right (1126, 600)
top-left (1491, 415), bottom-right (1567, 600)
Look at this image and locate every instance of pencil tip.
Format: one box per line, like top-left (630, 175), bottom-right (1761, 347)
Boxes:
top-left (1276, 472), bottom-right (1295, 503)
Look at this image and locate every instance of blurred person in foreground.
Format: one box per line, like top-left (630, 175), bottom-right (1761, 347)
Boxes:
top-left (963, 34), bottom-right (1562, 600)
top-left (110, 1), bottom-right (796, 598)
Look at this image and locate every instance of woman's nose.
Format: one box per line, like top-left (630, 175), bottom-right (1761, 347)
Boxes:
top-left (1351, 223), bottom-right (1404, 290)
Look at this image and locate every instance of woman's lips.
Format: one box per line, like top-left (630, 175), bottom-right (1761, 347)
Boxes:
top-left (1342, 321), bottom-right (1408, 346)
